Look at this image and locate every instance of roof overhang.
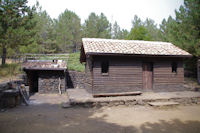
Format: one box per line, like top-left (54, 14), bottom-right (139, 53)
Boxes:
top-left (23, 68), bottom-right (67, 71)
top-left (80, 51), bottom-right (192, 63)
top-left (85, 52), bottom-right (193, 58)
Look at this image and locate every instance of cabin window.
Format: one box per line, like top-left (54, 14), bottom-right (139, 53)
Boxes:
top-left (172, 62), bottom-right (177, 73)
top-left (101, 61), bottom-right (109, 75)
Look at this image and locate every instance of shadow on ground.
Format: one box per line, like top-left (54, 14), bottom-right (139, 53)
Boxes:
top-left (140, 119), bottom-right (200, 133)
top-left (0, 103), bottom-right (200, 133)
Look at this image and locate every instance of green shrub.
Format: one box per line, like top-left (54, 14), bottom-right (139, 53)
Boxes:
top-left (67, 52), bottom-right (85, 72)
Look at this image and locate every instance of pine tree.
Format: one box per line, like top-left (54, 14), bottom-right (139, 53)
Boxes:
top-left (127, 15), bottom-right (152, 41)
top-left (83, 12), bottom-right (111, 39)
top-left (159, 0), bottom-right (200, 73)
top-left (0, 0), bottom-right (36, 64)
top-left (55, 9), bottom-right (81, 53)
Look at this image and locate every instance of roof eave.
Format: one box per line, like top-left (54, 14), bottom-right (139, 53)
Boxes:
top-left (23, 67), bottom-right (67, 71)
top-left (86, 52), bottom-right (193, 58)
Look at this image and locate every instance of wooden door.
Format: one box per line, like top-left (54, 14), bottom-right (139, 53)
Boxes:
top-left (143, 62), bottom-right (153, 90)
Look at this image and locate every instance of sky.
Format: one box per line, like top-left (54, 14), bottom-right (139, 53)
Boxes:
top-left (27, 0), bottom-right (184, 30)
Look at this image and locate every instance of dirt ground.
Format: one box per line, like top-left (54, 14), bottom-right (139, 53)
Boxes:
top-left (1, 94), bottom-right (200, 133)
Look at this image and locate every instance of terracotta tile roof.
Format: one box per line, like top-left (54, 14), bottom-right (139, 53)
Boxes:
top-left (82, 38), bottom-right (192, 56)
top-left (23, 60), bottom-right (67, 70)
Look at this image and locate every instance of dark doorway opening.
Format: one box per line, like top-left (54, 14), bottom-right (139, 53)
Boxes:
top-left (29, 71), bottom-right (38, 93)
top-left (66, 71), bottom-right (74, 88)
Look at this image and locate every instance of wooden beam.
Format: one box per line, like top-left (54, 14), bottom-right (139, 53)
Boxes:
top-left (93, 91), bottom-right (142, 97)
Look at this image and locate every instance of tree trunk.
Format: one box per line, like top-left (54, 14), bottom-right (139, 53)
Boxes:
top-left (1, 47), bottom-right (7, 65)
top-left (73, 41), bottom-right (77, 53)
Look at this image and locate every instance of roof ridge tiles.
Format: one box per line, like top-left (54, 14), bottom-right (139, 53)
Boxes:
top-left (82, 38), bottom-right (172, 45)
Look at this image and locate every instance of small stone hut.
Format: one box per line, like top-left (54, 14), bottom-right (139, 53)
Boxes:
top-left (80, 38), bottom-right (192, 96)
top-left (23, 60), bottom-right (67, 93)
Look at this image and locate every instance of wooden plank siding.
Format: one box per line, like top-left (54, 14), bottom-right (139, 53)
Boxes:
top-left (85, 55), bottom-right (185, 95)
top-left (153, 60), bottom-right (184, 91)
top-left (92, 56), bottom-right (143, 94)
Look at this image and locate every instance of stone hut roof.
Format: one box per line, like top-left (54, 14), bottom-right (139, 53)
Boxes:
top-left (23, 60), bottom-right (67, 71)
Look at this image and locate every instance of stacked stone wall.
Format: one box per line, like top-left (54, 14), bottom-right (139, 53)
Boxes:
top-left (38, 71), bottom-right (65, 93)
top-left (66, 70), bottom-right (92, 93)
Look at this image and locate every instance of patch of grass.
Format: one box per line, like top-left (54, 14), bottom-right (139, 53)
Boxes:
top-left (39, 55), bottom-right (68, 61)
top-left (0, 63), bottom-right (22, 78)
top-left (67, 52), bottom-right (85, 72)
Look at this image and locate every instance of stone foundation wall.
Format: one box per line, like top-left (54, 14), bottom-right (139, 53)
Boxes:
top-left (38, 71), bottom-right (65, 93)
top-left (70, 96), bottom-right (200, 108)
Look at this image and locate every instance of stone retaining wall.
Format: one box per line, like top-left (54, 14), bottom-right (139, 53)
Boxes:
top-left (0, 80), bottom-right (23, 109)
top-left (0, 89), bottom-right (22, 108)
top-left (66, 71), bottom-right (92, 93)
top-left (66, 71), bottom-right (85, 89)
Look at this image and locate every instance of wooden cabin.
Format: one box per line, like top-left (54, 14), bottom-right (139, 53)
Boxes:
top-left (80, 38), bottom-right (192, 96)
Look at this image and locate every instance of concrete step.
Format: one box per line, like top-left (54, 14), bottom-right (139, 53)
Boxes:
top-left (148, 101), bottom-right (179, 107)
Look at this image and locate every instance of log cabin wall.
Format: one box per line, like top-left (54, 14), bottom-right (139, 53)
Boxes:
top-left (90, 55), bottom-right (185, 95)
top-left (153, 58), bottom-right (184, 91)
top-left (92, 56), bottom-right (143, 94)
